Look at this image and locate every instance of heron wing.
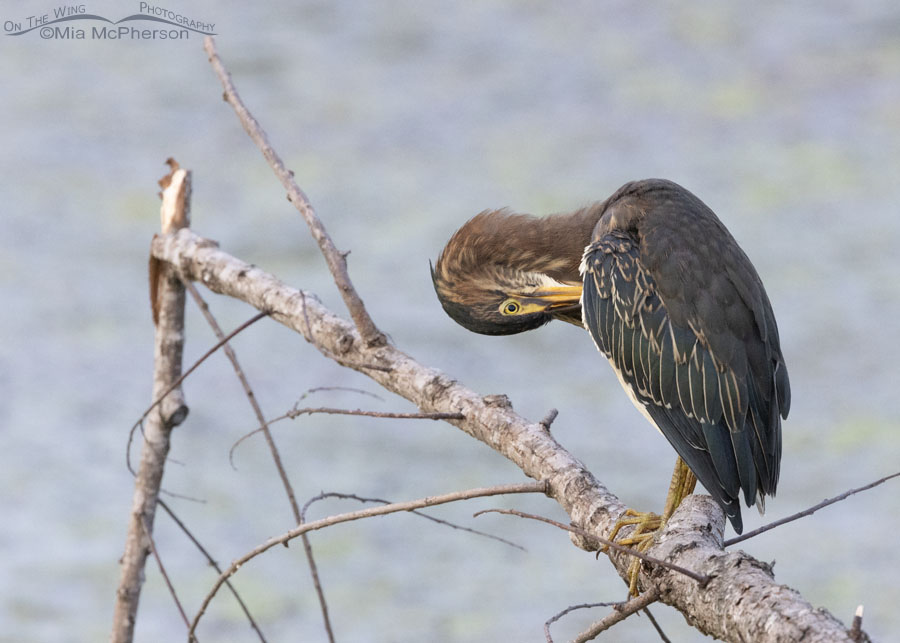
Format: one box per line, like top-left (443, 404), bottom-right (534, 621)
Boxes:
top-left (637, 191), bottom-right (788, 493)
top-left (581, 230), bottom-right (783, 533)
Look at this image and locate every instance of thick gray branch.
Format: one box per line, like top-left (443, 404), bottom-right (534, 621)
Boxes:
top-left (112, 167), bottom-right (191, 642)
top-left (151, 228), bottom-right (863, 643)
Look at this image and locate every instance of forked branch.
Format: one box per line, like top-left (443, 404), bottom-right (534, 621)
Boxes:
top-left (152, 228), bottom-right (869, 642)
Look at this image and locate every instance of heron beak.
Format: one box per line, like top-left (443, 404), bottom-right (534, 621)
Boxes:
top-left (522, 283), bottom-right (583, 326)
top-left (530, 284), bottom-right (583, 310)
top-left (506, 283), bottom-right (583, 324)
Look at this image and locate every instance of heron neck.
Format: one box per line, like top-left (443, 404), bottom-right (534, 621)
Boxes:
top-left (504, 203), bottom-right (604, 283)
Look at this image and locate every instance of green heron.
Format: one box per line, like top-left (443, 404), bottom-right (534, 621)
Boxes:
top-left (432, 179), bottom-right (790, 593)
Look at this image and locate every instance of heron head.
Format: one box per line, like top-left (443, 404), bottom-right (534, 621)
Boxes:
top-left (431, 211), bottom-right (583, 336)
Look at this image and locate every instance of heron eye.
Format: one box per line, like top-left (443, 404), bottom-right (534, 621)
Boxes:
top-left (500, 300), bottom-right (521, 315)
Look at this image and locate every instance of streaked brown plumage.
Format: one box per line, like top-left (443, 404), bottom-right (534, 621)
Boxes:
top-left (432, 179), bottom-right (790, 534)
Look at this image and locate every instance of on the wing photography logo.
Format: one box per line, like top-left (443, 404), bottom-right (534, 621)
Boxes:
top-left (4, 3), bottom-right (216, 40)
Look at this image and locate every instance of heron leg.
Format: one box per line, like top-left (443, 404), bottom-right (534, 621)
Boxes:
top-left (662, 456), bottom-right (697, 522)
top-left (603, 457), bottom-right (697, 595)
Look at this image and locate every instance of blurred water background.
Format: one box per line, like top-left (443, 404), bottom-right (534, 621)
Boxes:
top-left (2, 1), bottom-right (900, 641)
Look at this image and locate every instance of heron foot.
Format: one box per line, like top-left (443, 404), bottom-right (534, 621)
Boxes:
top-left (600, 509), bottom-right (663, 595)
top-left (603, 508), bottom-right (661, 546)
top-left (600, 457), bottom-right (698, 595)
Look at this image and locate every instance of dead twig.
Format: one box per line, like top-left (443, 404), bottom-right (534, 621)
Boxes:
top-left (725, 470), bottom-right (900, 547)
top-left (184, 282), bottom-right (335, 642)
top-left (302, 491), bottom-right (526, 552)
top-left (187, 482), bottom-right (548, 638)
top-left (543, 597), bottom-right (670, 643)
top-left (473, 508), bottom-right (710, 587)
top-left (229, 407), bottom-right (465, 465)
top-left (573, 589), bottom-right (661, 643)
top-left (141, 516), bottom-right (190, 630)
top-left (300, 386), bottom-right (385, 402)
top-left (203, 36), bottom-right (385, 347)
top-left (286, 407), bottom-right (465, 422)
top-left (126, 311), bottom-right (269, 475)
top-left (544, 601), bottom-right (619, 642)
top-left (157, 500), bottom-right (267, 642)
top-left (642, 607), bottom-right (672, 643)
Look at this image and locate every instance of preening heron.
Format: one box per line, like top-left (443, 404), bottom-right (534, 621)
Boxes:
top-left (432, 179), bottom-right (790, 593)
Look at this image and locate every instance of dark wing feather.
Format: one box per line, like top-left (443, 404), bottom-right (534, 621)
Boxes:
top-left (582, 229), bottom-right (784, 533)
top-left (645, 404), bottom-right (742, 530)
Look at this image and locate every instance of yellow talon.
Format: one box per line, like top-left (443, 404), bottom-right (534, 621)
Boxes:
top-left (602, 457), bottom-right (698, 595)
top-left (603, 509), bottom-right (661, 547)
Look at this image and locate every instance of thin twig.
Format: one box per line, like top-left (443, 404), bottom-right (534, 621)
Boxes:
top-left (159, 489), bottom-right (206, 504)
top-left (229, 407), bottom-right (465, 465)
top-left (184, 282), bottom-right (336, 642)
top-left (642, 607), bottom-right (672, 643)
top-left (544, 602), bottom-right (619, 643)
top-left (126, 311), bottom-right (269, 474)
top-left (203, 36), bottom-right (385, 347)
top-left (573, 589), bottom-right (661, 643)
top-left (157, 500), bottom-right (267, 642)
top-left (474, 508), bottom-right (710, 587)
top-left (725, 470), bottom-right (900, 547)
top-left (302, 491), bottom-right (526, 551)
top-left (126, 420), bottom-right (145, 476)
top-left (187, 482), bottom-right (548, 637)
top-left (287, 407), bottom-right (465, 422)
top-left (141, 516), bottom-right (190, 630)
top-left (300, 386), bottom-right (385, 402)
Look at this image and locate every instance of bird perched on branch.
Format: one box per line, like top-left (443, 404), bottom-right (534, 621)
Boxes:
top-left (432, 179), bottom-right (790, 593)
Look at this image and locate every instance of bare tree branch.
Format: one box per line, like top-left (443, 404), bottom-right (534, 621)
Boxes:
top-left (126, 310), bottom-right (268, 475)
top-left (473, 508), bottom-right (710, 586)
top-left (725, 470), bottom-right (900, 546)
top-left (286, 407), bottom-right (466, 422)
top-left (642, 607), bottom-right (672, 643)
top-left (141, 516), bottom-right (190, 630)
top-left (573, 589), bottom-right (660, 643)
top-left (544, 601), bottom-right (620, 642)
top-left (299, 386), bottom-right (385, 402)
top-left (203, 36), bottom-right (385, 347)
top-left (157, 500), bottom-right (267, 642)
top-left (153, 227), bottom-right (868, 642)
top-left (112, 163), bottom-right (191, 643)
top-left (302, 491), bottom-right (526, 551)
top-left (184, 281), bottom-right (335, 642)
top-left (187, 482), bottom-right (549, 638)
top-left (230, 406), bottom-right (465, 463)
